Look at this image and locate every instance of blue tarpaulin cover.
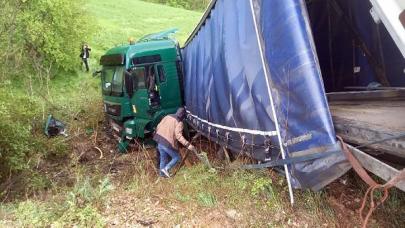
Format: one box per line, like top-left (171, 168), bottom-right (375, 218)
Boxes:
top-left (182, 0), bottom-right (403, 190)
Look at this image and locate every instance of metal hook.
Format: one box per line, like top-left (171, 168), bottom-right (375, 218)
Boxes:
top-left (241, 135), bottom-right (246, 150)
top-left (264, 137), bottom-right (272, 152)
top-left (225, 132), bottom-right (230, 148)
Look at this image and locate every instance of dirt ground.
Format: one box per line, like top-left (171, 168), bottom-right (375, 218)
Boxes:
top-left (63, 128), bottom-right (404, 228)
top-left (3, 126), bottom-right (399, 227)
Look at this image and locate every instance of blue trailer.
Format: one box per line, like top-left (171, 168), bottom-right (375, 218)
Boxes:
top-left (182, 0), bottom-right (405, 203)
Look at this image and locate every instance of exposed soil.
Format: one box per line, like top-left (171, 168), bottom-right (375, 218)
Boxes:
top-left (82, 128), bottom-right (404, 227)
top-left (5, 126), bottom-right (402, 227)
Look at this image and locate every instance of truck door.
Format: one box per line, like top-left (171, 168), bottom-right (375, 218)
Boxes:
top-left (130, 66), bottom-right (149, 119)
top-left (156, 63), bottom-right (182, 109)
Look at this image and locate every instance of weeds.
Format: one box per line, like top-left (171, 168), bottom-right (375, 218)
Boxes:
top-left (197, 192), bottom-right (217, 207)
top-left (26, 172), bottom-right (52, 193)
top-left (13, 201), bottom-right (54, 227)
top-left (1, 177), bottom-right (112, 227)
top-left (251, 177), bottom-right (274, 198)
top-left (175, 192), bottom-right (191, 202)
top-left (67, 177), bottom-right (113, 208)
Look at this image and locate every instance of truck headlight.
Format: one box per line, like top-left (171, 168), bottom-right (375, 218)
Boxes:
top-left (125, 128), bottom-right (133, 135)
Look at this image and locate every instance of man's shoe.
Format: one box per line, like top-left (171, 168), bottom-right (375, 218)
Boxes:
top-left (161, 169), bottom-right (170, 178)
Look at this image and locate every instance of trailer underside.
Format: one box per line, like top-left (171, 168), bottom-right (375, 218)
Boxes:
top-left (329, 90), bottom-right (405, 159)
top-left (328, 90), bottom-right (405, 191)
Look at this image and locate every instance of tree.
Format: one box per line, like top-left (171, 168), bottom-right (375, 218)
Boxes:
top-left (0, 0), bottom-right (95, 183)
top-left (0, 0), bottom-right (95, 90)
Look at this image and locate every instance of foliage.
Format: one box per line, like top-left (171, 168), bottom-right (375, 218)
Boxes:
top-left (0, 0), bottom-right (94, 85)
top-left (13, 201), bottom-right (55, 227)
top-left (18, 0), bottom-right (92, 70)
top-left (67, 177), bottom-right (114, 208)
top-left (142, 0), bottom-right (210, 11)
top-left (197, 192), bottom-right (217, 207)
top-left (1, 178), bottom-right (112, 227)
top-left (0, 85), bottom-right (43, 179)
top-left (0, 0), bottom-right (97, 181)
top-left (54, 177), bottom-right (112, 226)
top-left (0, 80), bottom-right (72, 183)
top-left (0, 1), bottom-right (25, 81)
top-left (0, 74), bottom-right (101, 194)
top-left (250, 177), bottom-right (275, 199)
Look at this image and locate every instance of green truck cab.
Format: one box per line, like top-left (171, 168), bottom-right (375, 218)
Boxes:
top-left (98, 29), bottom-right (184, 151)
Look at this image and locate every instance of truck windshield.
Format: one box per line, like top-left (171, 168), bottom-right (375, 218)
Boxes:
top-left (102, 66), bottom-right (124, 96)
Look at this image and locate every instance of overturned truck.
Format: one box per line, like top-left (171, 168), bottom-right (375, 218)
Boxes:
top-left (182, 0), bottom-right (405, 202)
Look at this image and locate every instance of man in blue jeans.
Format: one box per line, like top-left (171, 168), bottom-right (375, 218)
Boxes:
top-left (153, 108), bottom-right (195, 177)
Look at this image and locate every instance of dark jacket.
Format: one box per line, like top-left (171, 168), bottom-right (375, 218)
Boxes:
top-left (80, 47), bottom-right (91, 59)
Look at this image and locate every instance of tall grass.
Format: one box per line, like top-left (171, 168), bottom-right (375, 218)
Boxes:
top-left (142, 0), bottom-right (210, 11)
top-left (0, 177), bottom-right (112, 227)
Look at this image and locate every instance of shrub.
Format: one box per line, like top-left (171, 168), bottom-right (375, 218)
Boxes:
top-left (3, 178), bottom-right (112, 227)
top-left (14, 201), bottom-right (55, 227)
top-left (0, 87), bottom-right (43, 180)
top-left (0, 0), bottom-right (97, 184)
top-left (197, 192), bottom-right (217, 207)
top-left (0, 84), bottom-right (69, 184)
top-left (0, 0), bottom-right (96, 94)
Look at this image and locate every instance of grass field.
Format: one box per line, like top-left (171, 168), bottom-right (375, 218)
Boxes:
top-left (1, 0), bottom-right (404, 227)
top-left (85, 0), bottom-right (201, 67)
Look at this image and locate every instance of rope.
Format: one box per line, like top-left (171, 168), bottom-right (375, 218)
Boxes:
top-left (359, 170), bottom-right (405, 228)
top-left (337, 136), bottom-right (405, 228)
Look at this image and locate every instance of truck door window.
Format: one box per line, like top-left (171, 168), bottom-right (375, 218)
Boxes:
top-left (146, 65), bottom-right (160, 108)
top-left (146, 65), bottom-right (156, 92)
top-left (157, 65), bottom-right (166, 82)
top-left (102, 67), bottom-right (114, 95)
top-left (133, 67), bottom-right (146, 90)
top-left (111, 66), bottom-right (124, 96)
top-left (124, 70), bottom-right (134, 97)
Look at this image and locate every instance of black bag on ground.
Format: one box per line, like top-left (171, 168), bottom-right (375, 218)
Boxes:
top-left (44, 114), bottom-right (66, 137)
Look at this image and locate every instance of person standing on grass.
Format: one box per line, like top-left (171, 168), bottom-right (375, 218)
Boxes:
top-left (153, 107), bottom-right (195, 178)
top-left (80, 44), bottom-right (91, 72)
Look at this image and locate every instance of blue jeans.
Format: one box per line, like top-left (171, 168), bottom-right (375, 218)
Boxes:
top-left (157, 144), bottom-right (180, 175)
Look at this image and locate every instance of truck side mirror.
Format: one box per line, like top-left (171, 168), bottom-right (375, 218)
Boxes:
top-left (400, 10), bottom-right (405, 28)
top-left (125, 70), bottom-right (134, 98)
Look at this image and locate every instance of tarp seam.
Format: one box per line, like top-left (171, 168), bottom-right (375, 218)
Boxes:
top-left (186, 111), bottom-right (278, 136)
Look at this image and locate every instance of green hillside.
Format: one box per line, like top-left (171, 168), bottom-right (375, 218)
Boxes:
top-left (86, 0), bottom-right (201, 64)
